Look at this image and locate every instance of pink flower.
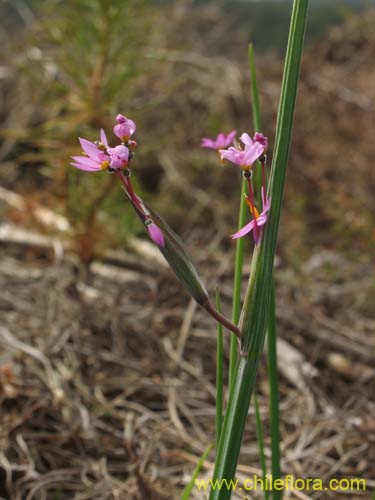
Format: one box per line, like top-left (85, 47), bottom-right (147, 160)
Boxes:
top-left (114, 114), bottom-right (136, 141)
top-left (71, 115), bottom-right (165, 248)
top-left (253, 132), bottom-right (268, 151)
top-left (71, 132), bottom-right (110, 171)
top-left (231, 197), bottom-right (271, 244)
top-left (71, 130), bottom-right (129, 172)
top-left (146, 222), bottom-right (165, 247)
top-left (219, 132), bottom-right (267, 170)
top-left (201, 130), bottom-right (237, 150)
top-left (107, 145), bottom-right (129, 169)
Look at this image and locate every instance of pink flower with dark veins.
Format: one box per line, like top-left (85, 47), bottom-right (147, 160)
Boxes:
top-left (201, 130), bottom-right (237, 150)
top-left (219, 132), bottom-right (267, 170)
top-left (71, 130), bottom-right (129, 172)
top-left (231, 197), bottom-right (271, 244)
top-left (114, 114), bottom-right (136, 141)
top-left (107, 145), bottom-right (129, 169)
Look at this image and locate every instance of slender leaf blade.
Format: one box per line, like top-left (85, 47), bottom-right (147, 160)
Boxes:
top-left (210, 2), bottom-right (309, 497)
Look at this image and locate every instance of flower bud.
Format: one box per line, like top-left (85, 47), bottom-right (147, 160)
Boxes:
top-left (114, 114), bottom-right (136, 141)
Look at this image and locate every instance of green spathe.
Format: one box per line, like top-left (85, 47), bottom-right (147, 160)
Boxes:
top-left (146, 205), bottom-right (209, 306)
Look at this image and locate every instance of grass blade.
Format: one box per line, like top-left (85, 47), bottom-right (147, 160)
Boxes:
top-left (229, 183), bottom-right (247, 385)
top-left (210, 2), bottom-right (309, 497)
top-left (267, 287), bottom-right (281, 499)
top-left (181, 443), bottom-right (213, 500)
top-left (254, 394), bottom-right (269, 500)
top-left (216, 291), bottom-right (224, 448)
top-left (248, 43), bottom-right (263, 206)
top-left (249, 43), bottom-right (282, 500)
top-left (249, 42), bottom-right (271, 499)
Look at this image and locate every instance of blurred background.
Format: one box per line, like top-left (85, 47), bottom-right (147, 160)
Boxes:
top-left (0, 1), bottom-right (373, 498)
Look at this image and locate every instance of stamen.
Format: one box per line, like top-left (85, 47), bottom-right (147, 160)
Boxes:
top-left (246, 177), bottom-right (260, 241)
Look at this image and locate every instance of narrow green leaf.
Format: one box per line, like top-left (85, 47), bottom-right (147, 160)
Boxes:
top-left (216, 291), bottom-right (224, 449)
top-left (210, 1), bottom-right (309, 498)
top-left (267, 287), bottom-right (281, 500)
top-left (248, 43), bottom-right (263, 206)
top-left (254, 394), bottom-right (270, 500)
top-left (249, 42), bottom-right (282, 500)
top-left (181, 443), bottom-right (213, 500)
top-left (229, 182), bottom-right (246, 385)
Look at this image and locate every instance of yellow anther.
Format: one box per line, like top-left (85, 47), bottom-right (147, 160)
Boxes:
top-left (245, 197), bottom-right (259, 219)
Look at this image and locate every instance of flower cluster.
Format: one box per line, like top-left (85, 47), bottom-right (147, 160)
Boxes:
top-left (71, 114), bottom-right (164, 247)
top-left (201, 130), bottom-right (270, 245)
top-left (71, 115), bottom-right (136, 172)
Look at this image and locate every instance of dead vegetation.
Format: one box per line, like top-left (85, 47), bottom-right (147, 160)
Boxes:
top-left (0, 8), bottom-right (374, 500)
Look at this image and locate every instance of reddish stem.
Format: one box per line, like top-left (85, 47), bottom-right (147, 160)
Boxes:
top-left (203, 299), bottom-right (241, 339)
top-left (116, 170), bottom-right (146, 218)
top-left (261, 161), bottom-right (267, 206)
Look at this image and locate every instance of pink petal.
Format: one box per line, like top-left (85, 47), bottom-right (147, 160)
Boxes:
top-left (71, 156), bottom-right (101, 169)
top-left (147, 223), bottom-right (165, 247)
top-left (78, 138), bottom-right (102, 161)
top-left (217, 133), bottom-right (225, 146)
top-left (256, 213), bottom-right (268, 226)
top-left (262, 196), bottom-right (271, 212)
top-left (226, 130), bottom-right (237, 145)
top-left (244, 142), bottom-right (265, 166)
top-left (100, 129), bottom-right (108, 147)
top-left (127, 119), bottom-right (136, 135)
top-left (71, 162), bottom-right (100, 172)
top-left (201, 138), bottom-right (216, 149)
top-left (219, 147), bottom-right (241, 164)
top-left (240, 133), bottom-right (253, 147)
top-left (231, 219), bottom-right (256, 239)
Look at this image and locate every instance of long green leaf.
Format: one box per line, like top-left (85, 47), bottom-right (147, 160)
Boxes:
top-left (267, 287), bottom-right (281, 499)
top-left (249, 43), bottom-right (282, 500)
top-left (249, 43), bottom-right (271, 500)
top-left (248, 43), bottom-right (263, 207)
top-left (229, 181), bottom-right (247, 385)
top-left (210, 2), bottom-right (309, 498)
top-left (254, 394), bottom-right (269, 500)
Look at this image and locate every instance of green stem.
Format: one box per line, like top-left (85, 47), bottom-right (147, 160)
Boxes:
top-left (229, 178), bottom-right (247, 385)
top-left (216, 291), bottom-right (224, 449)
